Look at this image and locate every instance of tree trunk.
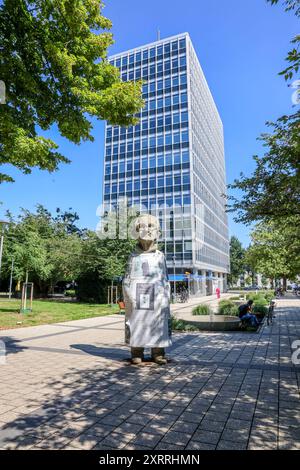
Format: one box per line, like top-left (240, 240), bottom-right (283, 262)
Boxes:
top-left (282, 276), bottom-right (287, 291)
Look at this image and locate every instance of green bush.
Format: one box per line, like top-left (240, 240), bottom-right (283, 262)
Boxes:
top-left (77, 273), bottom-right (108, 303)
top-left (229, 296), bottom-right (242, 300)
top-left (65, 289), bottom-right (76, 297)
top-left (171, 316), bottom-right (199, 331)
top-left (192, 304), bottom-right (213, 316)
top-left (253, 304), bottom-right (268, 315)
top-left (246, 293), bottom-right (268, 305)
top-left (218, 300), bottom-right (238, 316)
top-left (246, 291), bottom-right (274, 304)
top-left (261, 291), bottom-right (275, 302)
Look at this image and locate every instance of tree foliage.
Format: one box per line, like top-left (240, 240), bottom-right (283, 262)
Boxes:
top-left (228, 112), bottom-right (300, 223)
top-left (0, 0), bottom-right (143, 182)
top-left (2, 205), bottom-right (83, 293)
top-left (77, 231), bottom-right (136, 302)
top-left (228, 236), bottom-right (246, 285)
top-left (1, 205), bottom-right (136, 298)
top-left (245, 217), bottom-right (300, 281)
top-left (227, 0), bottom-right (300, 225)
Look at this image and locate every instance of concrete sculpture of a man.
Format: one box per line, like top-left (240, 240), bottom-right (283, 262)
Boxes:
top-left (123, 214), bottom-right (172, 365)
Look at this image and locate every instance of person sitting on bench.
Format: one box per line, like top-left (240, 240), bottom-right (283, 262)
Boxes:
top-left (238, 300), bottom-right (259, 327)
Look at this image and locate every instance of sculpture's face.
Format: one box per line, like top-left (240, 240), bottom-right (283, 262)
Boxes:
top-left (135, 215), bottom-right (160, 251)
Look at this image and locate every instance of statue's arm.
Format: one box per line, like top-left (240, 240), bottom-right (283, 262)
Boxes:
top-left (122, 256), bottom-right (135, 304)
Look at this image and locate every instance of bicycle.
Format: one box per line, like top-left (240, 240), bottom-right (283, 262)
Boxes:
top-left (293, 287), bottom-right (300, 297)
top-left (180, 289), bottom-right (189, 303)
top-left (275, 288), bottom-right (284, 299)
top-left (267, 300), bottom-right (276, 326)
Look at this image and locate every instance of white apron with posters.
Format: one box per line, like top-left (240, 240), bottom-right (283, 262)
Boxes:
top-left (122, 249), bottom-right (172, 348)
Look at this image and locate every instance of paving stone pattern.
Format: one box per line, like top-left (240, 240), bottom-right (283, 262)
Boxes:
top-left (0, 298), bottom-right (299, 450)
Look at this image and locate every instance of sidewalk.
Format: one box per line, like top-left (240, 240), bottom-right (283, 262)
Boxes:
top-left (0, 298), bottom-right (299, 450)
top-left (171, 293), bottom-right (233, 319)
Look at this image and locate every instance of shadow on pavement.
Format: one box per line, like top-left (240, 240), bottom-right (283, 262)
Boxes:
top-left (70, 344), bottom-right (129, 361)
top-left (0, 309), bottom-right (299, 450)
top-left (0, 336), bottom-right (27, 357)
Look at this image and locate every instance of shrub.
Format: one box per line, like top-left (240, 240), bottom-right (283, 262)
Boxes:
top-left (229, 296), bottom-right (242, 300)
top-left (192, 304), bottom-right (213, 316)
top-left (77, 273), bottom-right (108, 303)
top-left (65, 289), bottom-right (76, 297)
top-left (218, 300), bottom-right (238, 316)
top-left (261, 291), bottom-right (275, 302)
top-left (246, 291), bottom-right (275, 304)
top-left (171, 316), bottom-right (199, 331)
top-left (253, 304), bottom-right (268, 315)
top-left (246, 293), bottom-right (268, 305)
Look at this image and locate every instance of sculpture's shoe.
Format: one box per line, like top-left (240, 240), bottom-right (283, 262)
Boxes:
top-left (153, 356), bottom-right (167, 365)
top-left (131, 357), bottom-right (143, 365)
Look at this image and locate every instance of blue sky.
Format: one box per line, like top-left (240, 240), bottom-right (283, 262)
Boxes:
top-left (0, 0), bottom-right (298, 246)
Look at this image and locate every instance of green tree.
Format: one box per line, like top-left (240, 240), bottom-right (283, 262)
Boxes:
top-left (2, 205), bottom-right (83, 294)
top-left (77, 231), bottom-right (136, 302)
top-left (228, 236), bottom-right (246, 285)
top-left (227, 0), bottom-right (300, 225)
top-left (228, 112), bottom-right (300, 223)
top-left (244, 275), bottom-right (252, 287)
top-left (246, 218), bottom-right (300, 289)
top-left (0, 0), bottom-right (143, 183)
top-left (2, 205), bottom-right (137, 300)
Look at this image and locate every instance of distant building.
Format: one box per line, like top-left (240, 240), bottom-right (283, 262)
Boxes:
top-left (103, 33), bottom-right (229, 295)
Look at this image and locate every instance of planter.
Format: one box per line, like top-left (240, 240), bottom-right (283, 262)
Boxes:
top-left (178, 315), bottom-right (241, 331)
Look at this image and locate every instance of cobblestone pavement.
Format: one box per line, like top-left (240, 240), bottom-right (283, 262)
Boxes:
top-left (0, 297), bottom-right (299, 450)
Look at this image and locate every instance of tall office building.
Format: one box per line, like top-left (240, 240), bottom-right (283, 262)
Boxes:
top-left (103, 33), bottom-right (229, 295)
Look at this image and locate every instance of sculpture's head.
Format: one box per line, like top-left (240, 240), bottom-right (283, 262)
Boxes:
top-left (134, 214), bottom-right (160, 252)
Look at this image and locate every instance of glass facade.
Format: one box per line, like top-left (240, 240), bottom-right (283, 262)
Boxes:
top-left (103, 33), bottom-right (230, 294)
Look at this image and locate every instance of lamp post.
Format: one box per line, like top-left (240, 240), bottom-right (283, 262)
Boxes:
top-left (8, 258), bottom-right (14, 300)
top-left (172, 255), bottom-right (176, 302)
top-left (0, 220), bottom-right (9, 292)
top-left (185, 271), bottom-right (191, 298)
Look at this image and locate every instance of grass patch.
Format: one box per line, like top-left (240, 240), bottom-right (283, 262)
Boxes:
top-left (0, 299), bottom-right (119, 329)
top-left (192, 304), bottom-right (213, 316)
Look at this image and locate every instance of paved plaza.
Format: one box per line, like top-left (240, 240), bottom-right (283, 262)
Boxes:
top-left (0, 297), bottom-right (299, 450)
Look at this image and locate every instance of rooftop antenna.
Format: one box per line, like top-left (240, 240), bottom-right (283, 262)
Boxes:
top-left (157, 29), bottom-right (161, 41)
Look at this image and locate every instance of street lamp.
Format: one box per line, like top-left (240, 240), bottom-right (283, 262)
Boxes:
top-left (185, 271), bottom-right (191, 298)
top-left (172, 254), bottom-right (176, 302)
top-left (8, 258), bottom-right (14, 300)
top-left (0, 220), bottom-right (9, 292)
